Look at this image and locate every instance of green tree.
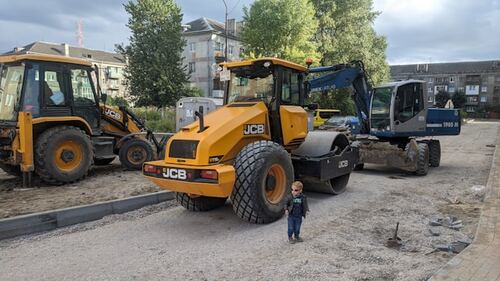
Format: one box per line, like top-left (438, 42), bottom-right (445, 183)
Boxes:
top-left (311, 0), bottom-right (389, 85)
top-left (435, 90), bottom-right (450, 108)
top-left (184, 86), bottom-right (204, 97)
top-left (108, 96), bottom-right (130, 108)
top-left (309, 89), bottom-right (356, 114)
top-left (309, 0), bottom-right (389, 114)
top-left (240, 0), bottom-right (319, 64)
top-left (451, 90), bottom-right (466, 108)
top-left (117, 0), bottom-right (189, 109)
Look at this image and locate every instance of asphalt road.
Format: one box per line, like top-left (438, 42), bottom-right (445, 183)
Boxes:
top-left (0, 121), bottom-right (498, 281)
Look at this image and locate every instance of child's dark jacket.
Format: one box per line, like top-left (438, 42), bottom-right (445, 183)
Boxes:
top-left (285, 194), bottom-right (309, 218)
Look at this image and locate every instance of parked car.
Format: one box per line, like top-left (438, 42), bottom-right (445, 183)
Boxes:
top-left (313, 109), bottom-right (341, 127)
top-left (318, 115), bottom-right (360, 134)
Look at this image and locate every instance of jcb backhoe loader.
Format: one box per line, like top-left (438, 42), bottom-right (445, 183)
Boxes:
top-left (0, 53), bottom-right (166, 186)
top-left (143, 58), bottom-right (358, 224)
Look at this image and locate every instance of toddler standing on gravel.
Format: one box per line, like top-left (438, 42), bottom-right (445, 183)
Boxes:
top-left (285, 181), bottom-right (309, 244)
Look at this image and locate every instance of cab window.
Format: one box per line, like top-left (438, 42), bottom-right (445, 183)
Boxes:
top-left (71, 69), bottom-right (96, 106)
top-left (394, 83), bottom-right (424, 123)
top-left (23, 64), bottom-right (40, 116)
top-left (43, 66), bottom-right (66, 106)
top-left (281, 70), bottom-right (300, 105)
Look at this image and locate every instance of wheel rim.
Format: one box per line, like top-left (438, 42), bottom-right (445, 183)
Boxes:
top-left (265, 164), bottom-right (286, 204)
top-left (127, 146), bottom-right (147, 165)
top-left (54, 140), bottom-right (83, 172)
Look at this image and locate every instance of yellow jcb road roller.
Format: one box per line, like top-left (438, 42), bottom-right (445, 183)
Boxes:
top-left (143, 58), bottom-right (358, 223)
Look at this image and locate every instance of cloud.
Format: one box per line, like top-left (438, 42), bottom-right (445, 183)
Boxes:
top-left (1, 0), bottom-right (498, 64)
top-left (0, 0), bottom-right (253, 53)
top-left (373, 0), bottom-right (500, 64)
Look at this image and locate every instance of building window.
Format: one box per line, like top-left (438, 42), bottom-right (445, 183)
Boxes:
top-left (480, 96), bottom-right (487, 102)
top-left (466, 85), bottom-right (479, 95)
top-left (228, 45), bottom-right (234, 56)
top-left (495, 76), bottom-right (500, 84)
top-left (189, 42), bottom-right (196, 52)
top-left (215, 42), bottom-right (223, 52)
top-left (189, 62), bottom-right (196, 73)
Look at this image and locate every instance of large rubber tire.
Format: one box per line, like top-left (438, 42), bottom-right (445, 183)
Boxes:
top-left (231, 140), bottom-right (294, 224)
top-left (93, 157), bottom-right (116, 166)
top-left (415, 142), bottom-right (430, 176)
top-left (0, 163), bottom-right (21, 176)
top-left (119, 138), bottom-right (156, 170)
top-left (176, 192), bottom-right (227, 211)
top-left (428, 140), bottom-right (441, 167)
top-left (35, 126), bottom-right (93, 185)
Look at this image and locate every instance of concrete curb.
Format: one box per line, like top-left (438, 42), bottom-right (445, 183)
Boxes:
top-left (0, 191), bottom-right (174, 240)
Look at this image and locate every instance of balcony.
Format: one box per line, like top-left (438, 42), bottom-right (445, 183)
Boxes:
top-left (107, 67), bottom-right (122, 79)
top-left (108, 84), bottom-right (120, 90)
top-left (465, 97), bottom-right (479, 105)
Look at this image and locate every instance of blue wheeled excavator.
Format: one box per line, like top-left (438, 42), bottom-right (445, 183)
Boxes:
top-left (307, 60), bottom-right (460, 175)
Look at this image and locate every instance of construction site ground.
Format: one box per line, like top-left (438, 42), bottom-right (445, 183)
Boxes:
top-left (0, 161), bottom-right (161, 219)
top-left (0, 120), bottom-right (498, 280)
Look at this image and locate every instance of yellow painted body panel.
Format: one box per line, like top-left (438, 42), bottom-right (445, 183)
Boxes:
top-left (32, 116), bottom-right (93, 134)
top-left (144, 102), bottom-right (273, 197)
top-left (100, 105), bottom-right (143, 136)
top-left (279, 105), bottom-right (308, 148)
top-left (145, 161), bottom-right (236, 198)
top-left (18, 112), bottom-right (33, 172)
top-left (166, 102), bottom-right (271, 166)
top-left (221, 57), bottom-right (307, 72)
top-left (0, 54), bottom-right (92, 66)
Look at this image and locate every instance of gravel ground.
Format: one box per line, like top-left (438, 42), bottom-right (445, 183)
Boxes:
top-left (0, 121), bottom-right (497, 281)
top-left (0, 161), bottom-right (162, 218)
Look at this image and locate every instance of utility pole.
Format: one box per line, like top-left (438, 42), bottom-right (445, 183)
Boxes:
top-left (222, 0), bottom-right (228, 62)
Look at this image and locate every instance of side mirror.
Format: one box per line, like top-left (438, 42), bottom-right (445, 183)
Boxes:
top-left (101, 93), bottom-right (108, 104)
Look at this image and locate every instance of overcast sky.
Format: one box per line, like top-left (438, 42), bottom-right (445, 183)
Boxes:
top-left (0, 0), bottom-right (499, 65)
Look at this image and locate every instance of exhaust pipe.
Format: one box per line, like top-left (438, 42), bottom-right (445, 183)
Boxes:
top-left (195, 106), bottom-right (207, 133)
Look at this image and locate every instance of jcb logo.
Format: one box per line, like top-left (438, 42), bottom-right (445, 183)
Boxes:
top-left (338, 160), bottom-right (349, 168)
top-left (104, 108), bottom-right (122, 120)
top-left (162, 168), bottom-right (187, 180)
top-left (244, 124), bottom-right (265, 135)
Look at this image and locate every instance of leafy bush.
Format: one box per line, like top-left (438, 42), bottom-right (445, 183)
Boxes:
top-left (108, 96), bottom-right (130, 108)
top-left (130, 107), bottom-right (176, 133)
top-left (451, 91), bottom-right (466, 108)
top-left (308, 89), bottom-right (356, 115)
top-left (435, 91), bottom-right (450, 108)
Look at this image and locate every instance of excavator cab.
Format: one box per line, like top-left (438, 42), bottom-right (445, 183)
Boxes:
top-left (371, 80), bottom-right (460, 138)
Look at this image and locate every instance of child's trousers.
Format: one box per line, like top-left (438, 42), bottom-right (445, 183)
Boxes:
top-left (288, 216), bottom-right (302, 238)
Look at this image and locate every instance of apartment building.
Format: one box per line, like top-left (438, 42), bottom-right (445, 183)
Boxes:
top-left (182, 17), bottom-right (243, 97)
top-left (391, 60), bottom-right (500, 113)
top-left (3, 41), bottom-right (127, 99)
